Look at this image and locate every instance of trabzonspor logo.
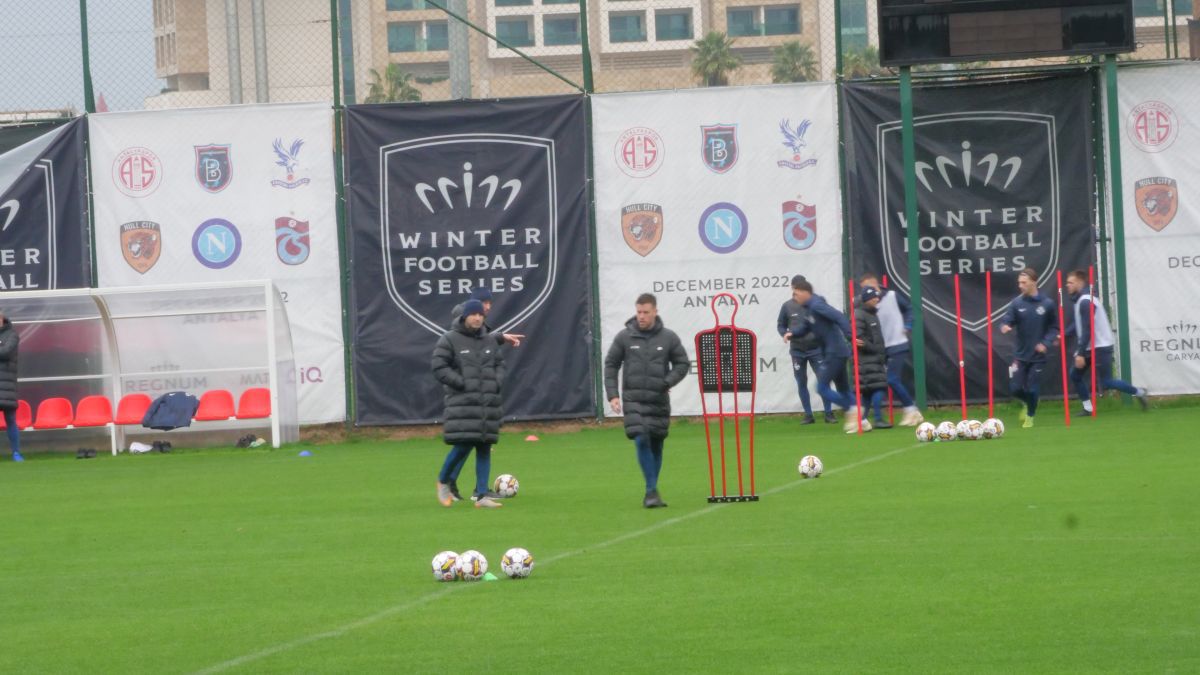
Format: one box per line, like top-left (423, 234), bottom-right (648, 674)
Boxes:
top-left (275, 217), bottom-right (311, 265)
top-left (698, 202), bottom-right (748, 254)
top-left (192, 218), bottom-right (242, 269)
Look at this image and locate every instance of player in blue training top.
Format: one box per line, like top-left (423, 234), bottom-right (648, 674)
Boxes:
top-left (1065, 269), bottom-right (1149, 414)
top-left (788, 278), bottom-right (870, 433)
top-left (999, 267), bottom-right (1059, 428)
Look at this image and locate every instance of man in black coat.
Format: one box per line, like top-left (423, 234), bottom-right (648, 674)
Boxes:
top-left (0, 312), bottom-right (22, 462)
top-left (853, 287), bottom-right (889, 430)
top-left (432, 300), bottom-right (506, 509)
top-left (604, 293), bottom-right (690, 508)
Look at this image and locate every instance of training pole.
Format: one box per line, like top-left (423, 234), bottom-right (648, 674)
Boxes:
top-left (848, 280), bottom-right (863, 434)
top-left (1089, 266), bottom-right (1098, 418)
top-left (954, 274), bottom-right (967, 420)
top-left (1056, 270), bottom-right (1071, 427)
top-left (986, 270), bottom-right (994, 419)
top-left (882, 275), bottom-right (894, 424)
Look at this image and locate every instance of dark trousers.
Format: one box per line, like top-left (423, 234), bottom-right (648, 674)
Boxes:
top-left (634, 435), bottom-right (665, 493)
top-left (2, 407), bottom-right (18, 454)
top-left (1069, 346), bottom-right (1138, 402)
top-left (438, 443), bottom-right (492, 496)
top-left (1009, 359), bottom-right (1047, 416)
top-left (885, 349), bottom-right (915, 408)
top-left (816, 356), bottom-right (854, 411)
top-left (789, 349), bottom-right (831, 415)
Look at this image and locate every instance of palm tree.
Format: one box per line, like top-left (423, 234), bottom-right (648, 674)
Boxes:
top-left (363, 63), bottom-right (423, 103)
top-left (770, 41), bottom-right (818, 83)
top-left (840, 45), bottom-right (886, 79)
top-left (690, 32), bottom-right (741, 87)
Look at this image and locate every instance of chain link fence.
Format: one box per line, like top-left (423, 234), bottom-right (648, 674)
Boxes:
top-left (0, 1), bottom-right (1196, 112)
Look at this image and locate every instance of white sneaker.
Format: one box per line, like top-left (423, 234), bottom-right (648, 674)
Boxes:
top-left (1081, 400), bottom-right (1093, 413)
top-left (474, 496), bottom-right (502, 509)
top-left (899, 407), bottom-right (924, 426)
top-left (842, 407), bottom-right (858, 433)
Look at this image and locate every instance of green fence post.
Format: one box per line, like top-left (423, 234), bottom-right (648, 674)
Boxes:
top-left (900, 66), bottom-right (926, 409)
top-left (1104, 55), bottom-right (1133, 403)
top-left (331, 0), bottom-right (356, 426)
top-left (579, 0), bottom-right (594, 93)
top-left (1090, 58), bottom-right (1111, 315)
top-left (79, 0), bottom-right (96, 113)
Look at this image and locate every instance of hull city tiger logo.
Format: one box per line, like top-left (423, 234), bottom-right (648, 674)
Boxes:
top-left (380, 133), bottom-right (557, 336)
top-left (877, 112), bottom-right (1060, 331)
top-left (275, 217), bottom-right (311, 265)
top-left (120, 221), bottom-right (161, 274)
top-left (701, 124), bottom-right (738, 173)
top-left (112, 147), bottom-right (161, 197)
top-left (195, 144), bottom-right (233, 193)
top-left (614, 127), bottom-right (663, 178)
top-left (782, 200), bottom-right (816, 250)
top-left (1134, 177), bottom-right (1177, 232)
top-left (621, 203), bottom-right (663, 257)
top-left (1127, 101), bottom-right (1178, 154)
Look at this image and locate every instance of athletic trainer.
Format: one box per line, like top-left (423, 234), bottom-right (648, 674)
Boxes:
top-left (778, 275), bottom-right (834, 424)
top-left (1000, 268), bottom-right (1058, 428)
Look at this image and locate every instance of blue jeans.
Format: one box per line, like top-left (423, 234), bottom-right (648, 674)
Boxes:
top-left (634, 435), bottom-right (665, 493)
top-left (2, 407), bottom-right (18, 455)
top-left (816, 356), bottom-right (854, 411)
top-left (1069, 346), bottom-right (1138, 402)
top-left (438, 443), bottom-right (492, 496)
top-left (789, 349), bottom-right (831, 415)
top-left (885, 348), bottom-right (915, 408)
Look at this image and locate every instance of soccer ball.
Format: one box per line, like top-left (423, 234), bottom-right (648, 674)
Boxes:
top-left (982, 418), bottom-right (1006, 439)
top-left (935, 421), bottom-right (957, 441)
top-left (915, 422), bottom-right (936, 442)
top-left (956, 419), bottom-right (983, 441)
top-left (456, 550), bottom-right (488, 581)
top-left (501, 547), bottom-right (535, 579)
top-left (493, 474), bottom-right (520, 498)
top-left (798, 455), bottom-right (823, 478)
top-left (431, 551), bottom-right (459, 582)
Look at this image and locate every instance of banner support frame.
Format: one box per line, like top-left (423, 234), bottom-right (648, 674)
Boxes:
top-left (899, 66), bottom-right (926, 409)
top-left (1104, 55), bottom-right (1133, 404)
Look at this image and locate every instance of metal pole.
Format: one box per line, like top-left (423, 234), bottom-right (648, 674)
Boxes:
top-left (579, 0), bottom-right (594, 92)
top-left (79, 0), bottom-right (96, 113)
top-left (900, 66), bottom-right (926, 408)
top-left (225, 0), bottom-right (244, 104)
top-left (330, 0), bottom-right (354, 426)
top-left (337, 0), bottom-right (356, 104)
top-left (1104, 55), bottom-right (1133, 403)
top-left (330, 0), bottom-right (341, 109)
top-left (1091, 57), bottom-right (1112, 316)
top-left (447, 0), bottom-right (472, 98)
top-left (252, 0), bottom-right (270, 102)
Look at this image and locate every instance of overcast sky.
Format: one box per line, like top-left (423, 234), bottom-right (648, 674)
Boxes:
top-left (0, 0), bottom-right (158, 114)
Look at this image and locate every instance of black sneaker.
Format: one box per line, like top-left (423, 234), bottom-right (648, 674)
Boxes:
top-left (448, 480), bottom-right (463, 502)
top-left (873, 420), bottom-right (894, 429)
top-left (824, 412), bottom-right (837, 424)
top-left (472, 490), bottom-right (504, 501)
top-left (643, 489), bottom-right (667, 508)
top-left (800, 414), bottom-right (815, 425)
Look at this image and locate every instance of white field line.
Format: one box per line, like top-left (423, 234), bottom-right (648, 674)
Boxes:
top-left (194, 443), bottom-right (919, 674)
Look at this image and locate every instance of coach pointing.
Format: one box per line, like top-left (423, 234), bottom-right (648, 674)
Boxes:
top-left (605, 293), bottom-right (690, 508)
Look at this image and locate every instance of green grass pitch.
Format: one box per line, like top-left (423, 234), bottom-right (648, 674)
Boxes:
top-left (1, 402), bottom-right (1197, 673)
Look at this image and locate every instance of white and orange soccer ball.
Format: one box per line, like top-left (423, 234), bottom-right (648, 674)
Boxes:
top-left (501, 547), bottom-right (535, 579)
top-left (431, 551), bottom-right (459, 582)
top-left (935, 421), bottom-right (957, 441)
top-left (456, 550), bottom-right (488, 581)
top-left (493, 474), bottom-right (520, 498)
top-left (798, 455), bottom-right (823, 478)
top-left (915, 422), bottom-right (936, 442)
top-left (982, 418), bottom-right (1006, 439)
top-left (956, 419), bottom-right (983, 441)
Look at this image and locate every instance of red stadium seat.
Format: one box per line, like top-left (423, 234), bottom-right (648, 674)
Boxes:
top-left (16, 400), bottom-right (32, 429)
top-left (236, 388), bottom-right (271, 419)
top-left (115, 394), bottom-right (153, 425)
top-left (74, 395), bottom-right (114, 427)
top-left (33, 398), bottom-right (75, 430)
top-left (194, 390), bottom-right (235, 421)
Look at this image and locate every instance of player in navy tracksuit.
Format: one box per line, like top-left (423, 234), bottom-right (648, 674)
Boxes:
top-left (1064, 270), bottom-right (1149, 414)
top-left (788, 279), bottom-right (870, 433)
top-left (999, 268), bottom-right (1059, 428)
top-left (777, 275), bottom-right (835, 424)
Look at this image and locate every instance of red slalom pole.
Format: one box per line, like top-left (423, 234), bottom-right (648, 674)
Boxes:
top-left (882, 274), bottom-right (894, 424)
top-left (848, 280), bottom-right (863, 434)
top-left (954, 274), bottom-right (967, 421)
top-left (986, 270), bottom-right (994, 420)
top-left (1089, 265), bottom-right (1098, 418)
top-left (1056, 270), bottom-right (1071, 427)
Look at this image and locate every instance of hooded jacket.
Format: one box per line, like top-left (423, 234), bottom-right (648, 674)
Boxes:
top-left (604, 315), bottom-right (690, 439)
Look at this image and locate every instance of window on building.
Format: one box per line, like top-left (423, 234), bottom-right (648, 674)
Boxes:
top-left (609, 13), bottom-right (646, 42)
top-left (388, 22), bottom-right (421, 52)
top-left (387, 0), bottom-right (428, 9)
top-left (763, 6), bottom-right (800, 35)
top-left (544, 15), bottom-right (581, 45)
top-left (727, 8), bottom-right (759, 37)
top-left (543, 0), bottom-right (578, 5)
top-left (427, 21), bottom-right (449, 50)
top-left (496, 0), bottom-right (534, 6)
top-left (655, 10), bottom-right (692, 41)
top-left (497, 17), bottom-right (534, 46)
top-left (840, 0), bottom-right (867, 50)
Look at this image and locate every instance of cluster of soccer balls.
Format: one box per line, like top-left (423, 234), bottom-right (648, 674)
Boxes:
top-left (431, 548), bottom-right (535, 581)
top-left (915, 418), bottom-right (1005, 442)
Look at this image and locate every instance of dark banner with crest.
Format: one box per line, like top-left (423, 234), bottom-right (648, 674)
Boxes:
top-left (843, 75), bottom-right (1094, 403)
top-left (0, 117), bottom-right (91, 291)
top-left (345, 96), bottom-right (594, 424)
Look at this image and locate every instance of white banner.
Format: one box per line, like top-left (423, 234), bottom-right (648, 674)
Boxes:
top-left (89, 103), bottom-right (346, 423)
top-left (1117, 63), bottom-right (1200, 395)
top-left (593, 83), bottom-right (844, 416)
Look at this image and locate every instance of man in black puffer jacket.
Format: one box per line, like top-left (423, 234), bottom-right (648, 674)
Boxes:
top-left (0, 312), bottom-right (22, 461)
top-left (604, 293), bottom-right (690, 508)
top-left (432, 300), bottom-right (506, 509)
top-left (853, 287), bottom-right (888, 431)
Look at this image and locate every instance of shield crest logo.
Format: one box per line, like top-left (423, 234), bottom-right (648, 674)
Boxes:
top-left (380, 133), bottom-right (557, 336)
top-left (1134, 177), bottom-right (1177, 232)
top-left (120, 221), bottom-right (161, 274)
top-left (621, 203), bottom-right (663, 257)
top-left (782, 200), bottom-right (816, 250)
top-left (195, 144), bottom-right (232, 193)
top-left (275, 217), bottom-right (311, 265)
top-left (877, 112), bottom-right (1060, 331)
top-left (701, 124), bottom-right (738, 174)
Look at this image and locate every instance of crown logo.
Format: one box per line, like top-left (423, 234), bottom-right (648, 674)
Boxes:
top-left (1166, 321), bottom-right (1198, 336)
top-left (414, 163), bottom-right (522, 213)
top-left (915, 141), bottom-right (1022, 193)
